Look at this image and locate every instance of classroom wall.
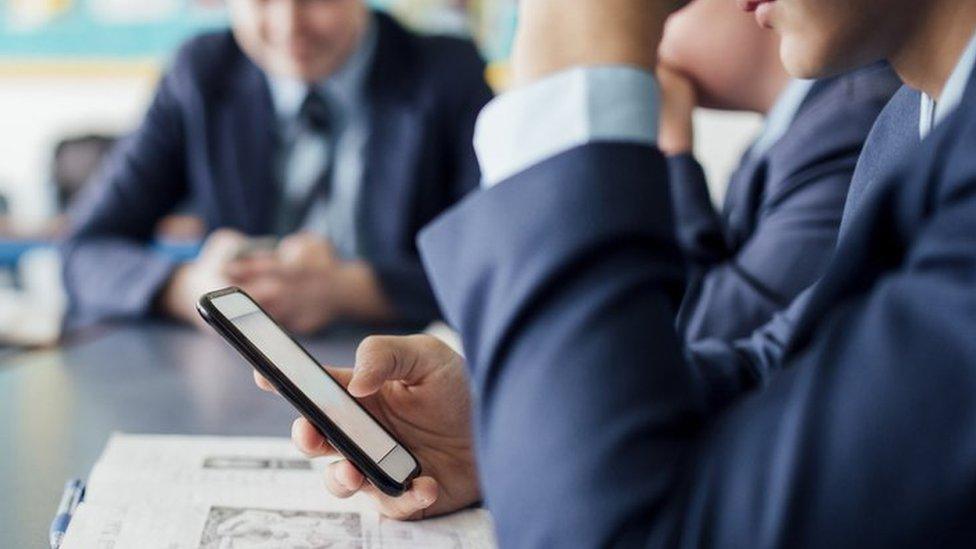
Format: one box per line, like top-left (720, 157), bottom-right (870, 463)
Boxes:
top-left (0, 69), bottom-right (157, 231)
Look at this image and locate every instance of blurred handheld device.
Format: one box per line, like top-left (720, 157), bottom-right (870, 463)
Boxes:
top-left (197, 287), bottom-right (421, 496)
top-left (232, 237), bottom-right (279, 260)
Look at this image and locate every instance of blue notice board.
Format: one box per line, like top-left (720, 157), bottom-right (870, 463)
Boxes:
top-left (0, 0), bottom-right (227, 59)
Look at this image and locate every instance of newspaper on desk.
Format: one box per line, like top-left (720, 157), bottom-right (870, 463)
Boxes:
top-left (62, 434), bottom-right (496, 548)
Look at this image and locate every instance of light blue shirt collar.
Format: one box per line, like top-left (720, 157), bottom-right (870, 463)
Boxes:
top-left (749, 79), bottom-right (816, 159)
top-left (268, 16), bottom-right (377, 124)
top-left (919, 30), bottom-right (976, 139)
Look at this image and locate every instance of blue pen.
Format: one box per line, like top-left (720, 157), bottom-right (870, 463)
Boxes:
top-left (49, 479), bottom-right (85, 549)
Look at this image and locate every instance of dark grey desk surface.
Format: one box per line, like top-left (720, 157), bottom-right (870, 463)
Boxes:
top-left (0, 322), bottom-right (377, 549)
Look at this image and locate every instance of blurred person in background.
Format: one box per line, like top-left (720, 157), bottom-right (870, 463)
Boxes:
top-left (656, 0), bottom-right (899, 344)
top-left (61, 0), bottom-right (492, 333)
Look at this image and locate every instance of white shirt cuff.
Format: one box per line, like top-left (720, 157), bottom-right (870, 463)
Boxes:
top-left (474, 66), bottom-right (659, 188)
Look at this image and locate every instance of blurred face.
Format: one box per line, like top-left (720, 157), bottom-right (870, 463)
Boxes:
top-left (660, 0), bottom-right (781, 109)
top-left (228, 0), bottom-right (368, 82)
top-left (738, 0), bottom-right (913, 78)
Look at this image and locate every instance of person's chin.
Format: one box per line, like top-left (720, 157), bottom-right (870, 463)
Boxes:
top-left (782, 37), bottom-right (882, 81)
top-left (779, 38), bottom-right (843, 79)
top-left (276, 58), bottom-right (335, 83)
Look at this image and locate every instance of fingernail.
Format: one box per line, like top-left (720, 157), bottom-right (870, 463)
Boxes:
top-left (414, 492), bottom-right (433, 507)
top-left (331, 469), bottom-right (350, 490)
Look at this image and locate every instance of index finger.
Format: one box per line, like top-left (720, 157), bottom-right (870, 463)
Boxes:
top-left (291, 416), bottom-right (339, 458)
top-left (349, 335), bottom-right (449, 397)
top-left (253, 370), bottom-right (277, 393)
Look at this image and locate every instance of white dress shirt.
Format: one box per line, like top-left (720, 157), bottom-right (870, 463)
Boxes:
top-left (919, 31), bottom-right (976, 139)
top-left (475, 66), bottom-right (659, 188)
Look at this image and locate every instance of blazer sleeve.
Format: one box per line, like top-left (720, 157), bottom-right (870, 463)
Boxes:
top-left (418, 141), bottom-right (976, 547)
top-left (684, 284), bottom-right (810, 412)
top-left (60, 68), bottom-right (189, 327)
top-left (667, 153), bottom-right (727, 266)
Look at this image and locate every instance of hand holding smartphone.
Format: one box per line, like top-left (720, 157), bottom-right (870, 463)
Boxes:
top-left (197, 287), bottom-right (420, 496)
top-left (232, 236), bottom-right (279, 261)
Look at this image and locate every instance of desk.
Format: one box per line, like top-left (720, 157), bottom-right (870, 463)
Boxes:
top-left (0, 322), bottom-right (372, 548)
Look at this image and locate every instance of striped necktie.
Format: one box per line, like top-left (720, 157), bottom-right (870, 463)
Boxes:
top-left (274, 89), bottom-right (339, 236)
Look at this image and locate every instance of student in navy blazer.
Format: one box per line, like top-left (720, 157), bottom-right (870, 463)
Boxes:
top-left (61, 2), bottom-right (492, 332)
top-left (263, 0), bottom-right (976, 545)
top-left (657, 0), bottom-right (900, 343)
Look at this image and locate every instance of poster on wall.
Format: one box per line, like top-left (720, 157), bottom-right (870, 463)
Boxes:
top-left (0, 0), bottom-right (225, 58)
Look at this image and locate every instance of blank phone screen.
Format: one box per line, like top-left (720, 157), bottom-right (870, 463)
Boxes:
top-left (211, 292), bottom-right (397, 463)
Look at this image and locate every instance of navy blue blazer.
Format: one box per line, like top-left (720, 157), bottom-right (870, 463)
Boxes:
top-left (671, 65), bottom-right (900, 343)
top-left (61, 12), bottom-right (492, 328)
top-left (417, 67), bottom-right (976, 547)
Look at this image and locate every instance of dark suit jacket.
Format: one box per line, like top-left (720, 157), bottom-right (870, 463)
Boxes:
top-left (417, 66), bottom-right (976, 547)
top-left (671, 65), bottom-right (900, 343)
top-left (61, 12), bottom-right (492, 328)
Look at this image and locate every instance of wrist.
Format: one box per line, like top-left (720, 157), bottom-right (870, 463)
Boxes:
top-left (158, 264), bottom-right (196, 323)
top-left (658, 119), bottom-right (694, 156)
top-left (333, 261), bottom-right (395, 322)
top-left (513, 0), bottom-right (671, 87)
top-left (655, 65), bottom-right (697, 156)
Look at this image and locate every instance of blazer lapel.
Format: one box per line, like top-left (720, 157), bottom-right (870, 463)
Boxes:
top-left (214, 58), bottom-right (278, 235)
top-left (722, 154), bottom-right (766, 246)
top-left (723, 79), bottom-right (832, 247)
top-left (357, 13), bottom-right (422, 259)
top-left (839, 87), bottom-right (920, 238)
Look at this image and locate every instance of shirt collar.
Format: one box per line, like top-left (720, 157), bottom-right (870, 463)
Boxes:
top-left (268, 15), bottom-right (377, 123)
top-left (749, 79), bottom-right (816, 159)
top-left (919, 30), bottom-right (976, 139)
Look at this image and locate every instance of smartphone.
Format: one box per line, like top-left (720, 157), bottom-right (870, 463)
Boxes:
top-left (197, 287), bottom-right (421, 496)
top-left (232, 236), bottom-right (279, 261)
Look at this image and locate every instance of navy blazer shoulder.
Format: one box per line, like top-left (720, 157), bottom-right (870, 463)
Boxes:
top-left (418, 66), bottom-right (976, 546)
top-left (671, 63), bottom-right (900, 344)
top-left (61, 12), bottom-right (493, 328)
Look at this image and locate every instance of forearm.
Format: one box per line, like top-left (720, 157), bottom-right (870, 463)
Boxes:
top-left (335, 261), bottom-right (396, 322)
top-left (62, 237), bottom-right (179, 327)
top-left (419, 144), bottom-right (697, 546)
top-left (61, 69), bottom-right (188, 328)
top-left (512, 0), bottom-right (671, 87)
top-left (157, 263), bottom-right (205, 325)
top-left (684, 288), bottom-right (809, 412)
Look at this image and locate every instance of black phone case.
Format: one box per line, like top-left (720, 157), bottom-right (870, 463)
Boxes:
top-left (197, 287), bottom-right (421, 497)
